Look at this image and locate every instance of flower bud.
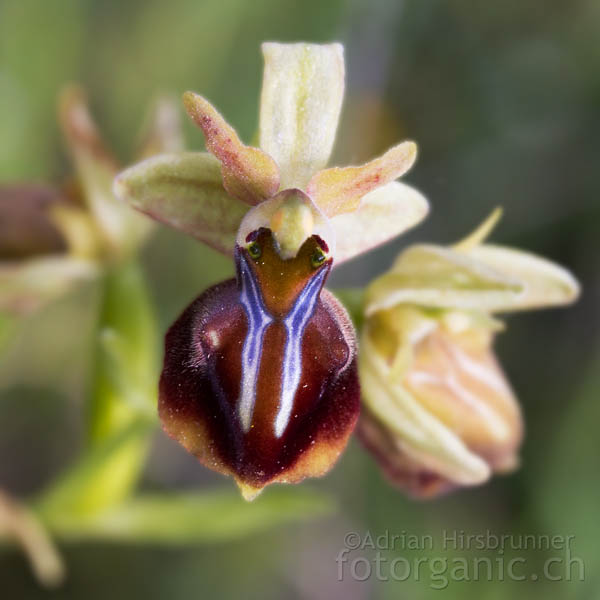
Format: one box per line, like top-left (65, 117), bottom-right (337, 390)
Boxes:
top-left (358, 210), bottom-right (579, 498)
top-left (358, 306), bottom-right (522, 498)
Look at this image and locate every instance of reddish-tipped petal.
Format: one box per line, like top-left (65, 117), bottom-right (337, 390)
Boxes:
top-left (159, 230), bottom-right (359, 499)
top-left (307, 141), bottom-right (417, 217)
top-left (358, 409), bottom-right (462, 499)
top-left (183, 92), bottom-right (280, 206)
top-left (58, 85), bottom-right (118, 176)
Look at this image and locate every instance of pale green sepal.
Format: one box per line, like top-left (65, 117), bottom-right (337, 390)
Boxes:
top-left (114, 152), bottom-right (250, 256)
top-left (330, 181), bottom-right (429, 265)
top-left (365, 244), bottom-right (523, 316)
top-left (0, 257), bottom-right (98, 315)
top-left (465, 244), bottom-right (580, 311)
top-left (259, 42), bottom-right (345, 189)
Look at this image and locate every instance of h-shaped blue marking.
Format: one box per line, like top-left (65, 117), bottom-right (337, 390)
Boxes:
top-left (275, 266), bottom-right (328, 437)
top-left (237, 253), bottom-right (327, 437)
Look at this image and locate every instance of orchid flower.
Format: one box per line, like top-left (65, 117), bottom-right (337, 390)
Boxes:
top-left (358, 209), bottom-right (580, 498)
top-left (0, 86), bottom-right (182, 317)
top-left (115, 42), bottom-right (429, 500)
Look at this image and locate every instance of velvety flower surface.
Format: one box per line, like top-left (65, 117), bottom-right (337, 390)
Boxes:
top-left (161, 231), bottom-right (359, 500)
top-left (115, 42), bottom-right (429, 499)
top-left (358, 209), bottom-right (580, 498)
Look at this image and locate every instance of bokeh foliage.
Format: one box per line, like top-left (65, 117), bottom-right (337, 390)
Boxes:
top-left (1, 0), bottom-right (598, 598)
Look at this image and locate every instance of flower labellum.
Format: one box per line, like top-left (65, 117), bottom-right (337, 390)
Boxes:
top-left (160, 224), bottom-right (358, 500)
top-left (115, 42), bottom-right (430, 498)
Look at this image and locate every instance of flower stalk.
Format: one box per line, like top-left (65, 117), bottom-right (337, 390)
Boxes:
top-left (83, 259), bottom-right (159, 513)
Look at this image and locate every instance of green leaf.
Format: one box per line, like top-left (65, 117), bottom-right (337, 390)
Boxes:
top-left (42, 488), bottom-right (335, 545)
top-left (35, 419), bottom-right (154, 519)
top-left (82, 260), bottom-right (159, 511)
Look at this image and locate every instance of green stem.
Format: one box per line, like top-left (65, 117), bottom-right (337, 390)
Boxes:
top-left (36, 259), bottom-right (159, 518)
top-left (85, 259), bottom-right (159, 511)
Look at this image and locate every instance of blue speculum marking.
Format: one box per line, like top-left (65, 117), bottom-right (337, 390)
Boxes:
top-left (237, 253), bottom-right (328, 437)
top-left (237, 254), bottom-right (273, 432)
top-left (276, 266), bottom-right (328, 437)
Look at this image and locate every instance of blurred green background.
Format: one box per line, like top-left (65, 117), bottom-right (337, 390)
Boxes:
top-left (1, 0), bottom-right (598, 598)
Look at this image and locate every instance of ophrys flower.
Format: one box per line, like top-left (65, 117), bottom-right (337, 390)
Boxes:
top-left (115, 42), bottom-right (429, 499)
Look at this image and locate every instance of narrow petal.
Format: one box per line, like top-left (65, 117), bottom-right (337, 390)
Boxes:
top-left (114, 153), bottom-right (250, 256)
top-left (365, 245), bottom-right (523, 316)
top-left (329, 181), bottom-right (428, 265)
top-left (58, 85), bottom-right (118, 174)
top-left (307, 141), bottom-right (417, 217)
top-left (259, 42), bottom-right (345, 189)
top-left (136, 95), bottom-right (184, 159)
top-left (465, 244), bottom-right (580, 311)
top-left (183, 92), bottom-right (279, 205)
top-left (58, 85), bottom-right (151, 252)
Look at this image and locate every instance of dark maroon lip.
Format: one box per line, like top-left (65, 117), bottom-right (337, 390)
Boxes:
top-left (159, 232), bottom-right (358, 493)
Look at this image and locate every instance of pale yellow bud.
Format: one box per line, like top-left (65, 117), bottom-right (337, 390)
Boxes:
top-left (359, 304), bottom-right (523, 499)
top-left (357, 208), bottom-right (580, 498)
